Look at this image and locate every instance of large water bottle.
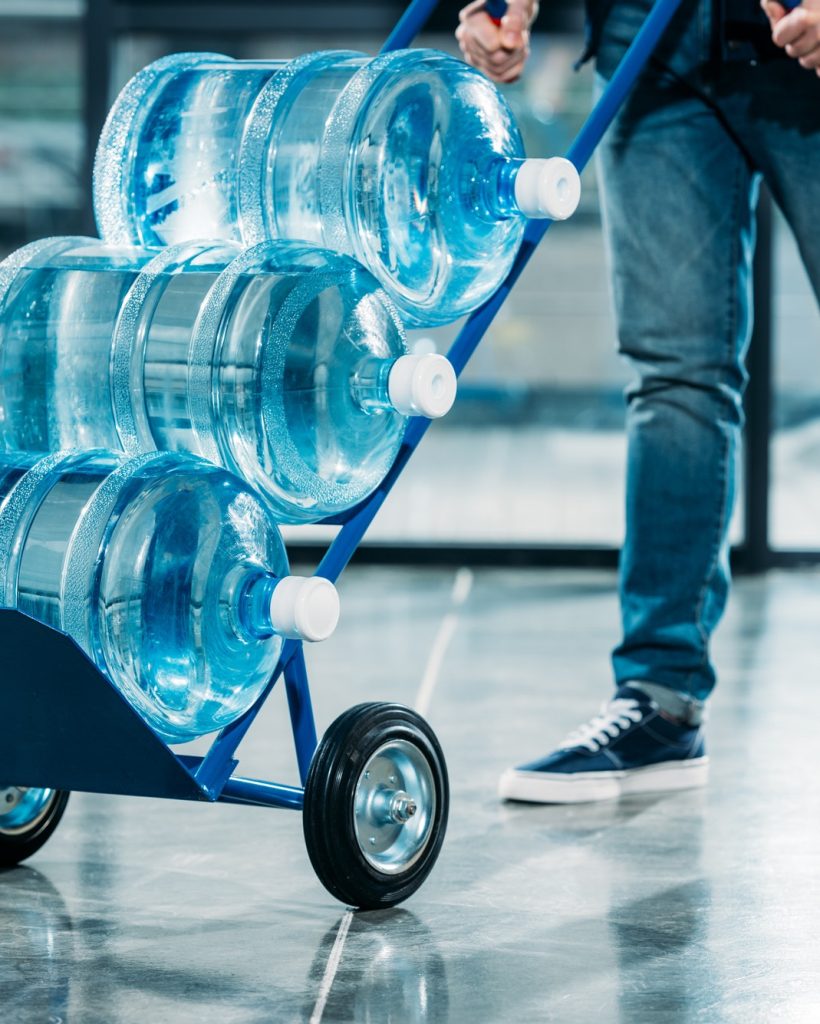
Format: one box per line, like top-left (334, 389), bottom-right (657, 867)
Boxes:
top-left (0, 237), bottom-right (455, 522)
top-left (0, 449), bottom-right (340, 743)
top-left (93, 49), bottom-right (581, 326)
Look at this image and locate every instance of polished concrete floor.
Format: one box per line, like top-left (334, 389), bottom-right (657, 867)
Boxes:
top-left (3, 567), bottom-right (820, 1023)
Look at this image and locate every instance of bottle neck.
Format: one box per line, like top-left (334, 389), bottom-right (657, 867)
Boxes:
top-left (349, 357), bottom-right (397, 415)
top-left (462, 157), bottom-right (525, 223)
top-left (235, 571), bottom-right (280, 640)
top-left (233, 569), bottom-right (340, 643)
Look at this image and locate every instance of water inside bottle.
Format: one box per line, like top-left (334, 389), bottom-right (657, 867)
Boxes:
top-left (95, 49), bottom-right (529, 326)
top-left (0, 240), bottom-right (409, 523)
top-left (0, 450), bottom-right (287, 743)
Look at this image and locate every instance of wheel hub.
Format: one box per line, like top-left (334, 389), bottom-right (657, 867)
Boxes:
top-left (354, 740), bottom-right (435, 875)
top-left (0, 786), bottom-right (56, 835)
top-left (388, 791), bottom-right (417, 824)
top-left (0, 787), bottom-right (23, 813)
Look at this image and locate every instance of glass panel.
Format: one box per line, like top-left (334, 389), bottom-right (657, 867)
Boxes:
top-left (23, 17), bottom-right (760, 552)
top-left (111, 28), bottom-right (754, 549)
top-left (382, 35), bottom-right (631, 545)
top-left (106, 30), bottom-right (632, 548)
top-left (269, 32), bottom-right (629, 547)
top-left (771, 206), bottom-right (820, 549)
top-left (0, 6), bottom-right (83, 258)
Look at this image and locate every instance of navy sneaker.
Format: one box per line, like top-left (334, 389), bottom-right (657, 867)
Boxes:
top-left (498, 686), bottom-right (708, 804)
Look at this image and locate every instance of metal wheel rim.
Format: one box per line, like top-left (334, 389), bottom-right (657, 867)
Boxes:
top-left (354, 739), bottom-right (436, 875)
top-left (0, 787), bottom-right (57, 836)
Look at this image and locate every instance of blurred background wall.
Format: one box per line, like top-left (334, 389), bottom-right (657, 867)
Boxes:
top-left (1, 0), bottom-right (817, 559)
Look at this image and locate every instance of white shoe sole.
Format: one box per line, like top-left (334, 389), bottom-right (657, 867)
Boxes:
top-left (498, 756), bottom-right (709, 805)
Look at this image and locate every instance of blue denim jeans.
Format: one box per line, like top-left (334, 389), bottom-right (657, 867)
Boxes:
top-left (596, 0), bottom-right (820, 702)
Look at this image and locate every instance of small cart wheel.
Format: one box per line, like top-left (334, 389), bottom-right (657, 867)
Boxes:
top-left (0, 788), bottom-right (70, 868)
top-left (303, 703), bottom-right (448, 909)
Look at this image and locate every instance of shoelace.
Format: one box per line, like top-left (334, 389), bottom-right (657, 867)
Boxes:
top-left (559, 698), bottom-right (645, 753)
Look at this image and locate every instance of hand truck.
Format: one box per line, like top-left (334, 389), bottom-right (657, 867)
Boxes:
top-left (0, 0), bottom-right (687, 909)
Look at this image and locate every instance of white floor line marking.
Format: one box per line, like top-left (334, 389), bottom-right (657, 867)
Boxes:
top-left (309, 910), bottom-right (354, 1024)
top-left (415, 567), bottom-right (474, 718)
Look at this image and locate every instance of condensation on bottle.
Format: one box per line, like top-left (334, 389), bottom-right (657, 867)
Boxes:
top-left (0, 237), bottom-right (456, 522)
top-left (93, 49), bottom-right (580, 326)
top-left (0, 449), bottom-right (339, 743)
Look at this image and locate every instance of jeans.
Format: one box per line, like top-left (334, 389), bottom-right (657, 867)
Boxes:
top-left (596, 0), bottom-right (820, 702)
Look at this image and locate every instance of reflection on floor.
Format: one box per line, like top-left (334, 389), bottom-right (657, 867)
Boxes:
top-left (2, 567), bottom-right (820, 1023)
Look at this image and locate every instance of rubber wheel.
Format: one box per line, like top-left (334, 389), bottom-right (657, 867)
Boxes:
top-left (0, 788), bottom-right (70, 868)
top-left (303, 703), bottom-right (448, 910)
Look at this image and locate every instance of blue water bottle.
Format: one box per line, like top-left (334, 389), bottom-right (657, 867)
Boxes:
top-left (0, 237), bottom-right (456, 522)
top-left (93, 48), bottom-right (581, 326)
top-left (0, 450), bottom-right (339, 743)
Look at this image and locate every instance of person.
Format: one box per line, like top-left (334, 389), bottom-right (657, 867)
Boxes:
top-left (457, 0), bottom-right (820, 803)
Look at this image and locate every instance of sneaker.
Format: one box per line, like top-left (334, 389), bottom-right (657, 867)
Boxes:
top-left (498, 687), bottom-right (709, 804)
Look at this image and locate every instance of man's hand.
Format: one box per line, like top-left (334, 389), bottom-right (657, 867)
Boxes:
top-left (456, 0), bottom-right (539, 84)
top-left (762, 0), bottom-right (820, 74)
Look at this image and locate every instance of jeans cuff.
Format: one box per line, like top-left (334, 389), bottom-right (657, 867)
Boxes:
top-left (624, 680), bottom-right (707, 726)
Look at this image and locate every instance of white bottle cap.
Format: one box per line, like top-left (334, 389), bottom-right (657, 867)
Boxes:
top-left (514, 158), bottom-right (581, 221)
top-left (269, 576), bottom-right (340, 643)
top-left (387, 354), bottom-right (457, 419)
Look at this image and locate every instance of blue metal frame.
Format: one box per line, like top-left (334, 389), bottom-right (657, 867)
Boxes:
top-left (0, 0), bottom-right (686, 812)
top-left (381, 0), bottom-right (440, 51)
